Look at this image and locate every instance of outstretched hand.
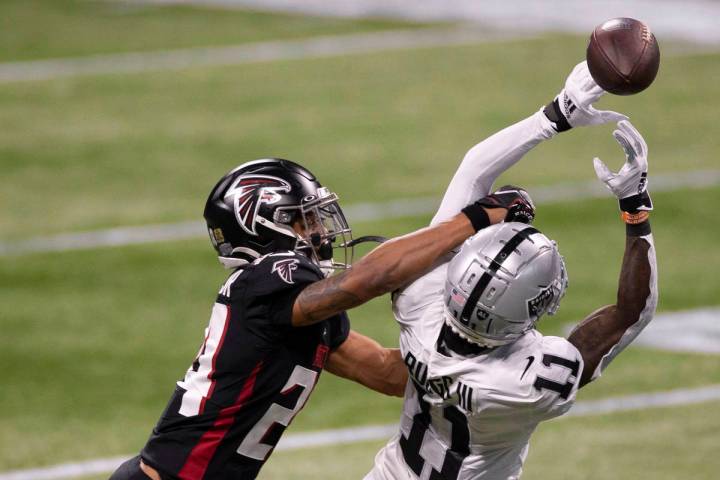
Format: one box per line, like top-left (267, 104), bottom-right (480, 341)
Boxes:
top-left (544, 61), bottom-right (628, 132)
top-left (593, 120), bottom-right (653, 214)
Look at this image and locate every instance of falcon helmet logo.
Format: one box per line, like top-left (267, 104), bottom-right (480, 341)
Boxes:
top-left (272, 258), bottom-right (300, 284)
top-left (225, 175), bottom-right (292, 235)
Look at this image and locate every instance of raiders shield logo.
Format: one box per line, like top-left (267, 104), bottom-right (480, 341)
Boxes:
top-left (225, 175), bottom-right (292, 235)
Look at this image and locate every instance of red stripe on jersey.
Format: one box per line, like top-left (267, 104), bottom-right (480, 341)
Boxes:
top-left (312, 344), bottom-right (330, 369)
top-left (178, 360), bottom-right (264, 480)
top-left (199, 306), bottom-right (232, 415)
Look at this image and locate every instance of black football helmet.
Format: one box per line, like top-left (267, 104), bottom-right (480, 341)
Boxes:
top-left (204, 158), bottom-right (353, 271)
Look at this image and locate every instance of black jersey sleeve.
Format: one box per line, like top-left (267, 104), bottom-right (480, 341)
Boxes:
top-left (238, 253), bottom-right (323, 329)
top-left (327, 311), bottom-right (351, 350)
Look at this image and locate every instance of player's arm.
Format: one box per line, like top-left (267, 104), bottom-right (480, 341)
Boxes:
top-left (325, 330), bottom-right (408, 397)
top-left (431, 61), bottom-right (626, 226)
top-left (568, 121), bottom-right (658, 387)
top-left (292, 207), bottom-right (506, 327)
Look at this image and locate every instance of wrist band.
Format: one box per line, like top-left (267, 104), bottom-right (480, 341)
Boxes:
top-left (621, 211), bottom-right (650, 224)
top-left (461, 204), bottom-right (491, 232)
top-left (542, 97), bottom-right (572, 132)
top-left (626, 220), bottom-right (651, 237)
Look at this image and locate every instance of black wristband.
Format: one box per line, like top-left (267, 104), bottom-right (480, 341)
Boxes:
top-left (619, 189), bottom-right (653, 214)
top-left (543, 97), bottom-right (572, 132)
top-left (461, 204), bottom-right (491, 232)
top-left (626, 220), bottom-right (651, 237)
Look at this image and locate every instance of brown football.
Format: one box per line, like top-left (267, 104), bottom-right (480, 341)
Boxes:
top-left (586, 17), bottom-right (660, 95)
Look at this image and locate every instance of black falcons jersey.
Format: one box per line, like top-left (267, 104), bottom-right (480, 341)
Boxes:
top-left (141, 251), bottom-right (350, 480)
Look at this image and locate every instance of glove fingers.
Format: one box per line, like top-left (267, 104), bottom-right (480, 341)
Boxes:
top-left (586, 83), bottom-right (605, 98)
top-left (599, 109), bottom-right (629, 123)
top-left (566, 61), bottom-right (589, 90)
top-left (571, 61), bottom-right (588, 78)
top-left (593, 157), bottom-right (614, 183)
top-left (617, 120), bottom-right (648, 165)
top-left (579, 85), bottom-right (605, 106)
top-left (612, 130), bottom-right (637, 163)
top-left (584, 106), bottom-right (628, 125)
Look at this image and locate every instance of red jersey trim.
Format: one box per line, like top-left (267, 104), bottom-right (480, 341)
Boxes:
top-left (178, 359), bottom-right (264, 480)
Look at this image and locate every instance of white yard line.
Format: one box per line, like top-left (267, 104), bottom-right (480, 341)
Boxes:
top-left (2, 383), bottom-right (719, 480)
top-left (626, 307), bottom-right (720, 355)
top-left (0, 19), bottom-right (717, 83)
top-left (563, 307), bottom-right (720, 356)
top-left (2, 169), bottom-right (719, 256)
top-left (0, 27), bottom-right (533, 83)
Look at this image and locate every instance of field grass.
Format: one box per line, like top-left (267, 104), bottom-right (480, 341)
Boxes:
top-left (1, 35), bottom-right (719, 240)
top-left (2, 4), bottom-right (719, 478)
top-left (0, 0), bottom-right (424, 62)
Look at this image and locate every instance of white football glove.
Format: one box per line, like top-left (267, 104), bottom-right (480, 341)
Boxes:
top-left (544, 61), bottom-right (628, 132)
top-left (593, 120), bottom-right (653, 212)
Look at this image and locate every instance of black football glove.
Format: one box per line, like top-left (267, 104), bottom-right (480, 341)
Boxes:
top-left (476, 185), bottom-right (536, 224)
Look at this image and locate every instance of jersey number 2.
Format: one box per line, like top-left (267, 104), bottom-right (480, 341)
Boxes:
top-left (236, 365), bottom-right (318, 460)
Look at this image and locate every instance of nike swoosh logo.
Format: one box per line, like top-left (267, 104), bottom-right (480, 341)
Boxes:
top-left (520, 355), bottom-right (535, 380)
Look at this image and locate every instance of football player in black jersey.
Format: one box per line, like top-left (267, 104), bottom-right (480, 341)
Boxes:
top-left (110, 158), bottom-right (529, 480)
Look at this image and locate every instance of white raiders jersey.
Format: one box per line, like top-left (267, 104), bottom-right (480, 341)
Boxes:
top-left (366, 262), bottom-right (584, 480)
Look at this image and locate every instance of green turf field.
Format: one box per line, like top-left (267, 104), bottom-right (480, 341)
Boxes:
top-left (1, 2), bottom-right (719, 479)
top-left (2, 31), bottom-right (719, 240)
top-left (0, 0), bottom-right (424, 62)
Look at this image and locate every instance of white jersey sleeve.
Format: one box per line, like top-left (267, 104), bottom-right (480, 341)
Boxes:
top-left (431, 110), bottom-right (557, 226)
top-left (522, 334), bottom-right (584, 418)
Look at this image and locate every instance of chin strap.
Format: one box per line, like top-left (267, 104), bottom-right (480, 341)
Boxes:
top-left (340, 235), bottom-right (388, 248)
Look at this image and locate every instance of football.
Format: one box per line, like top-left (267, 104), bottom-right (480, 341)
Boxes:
top-left (586, 17), bottom-right (660, 95)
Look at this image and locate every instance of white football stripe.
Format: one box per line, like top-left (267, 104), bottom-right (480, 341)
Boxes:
top-left (0, 28), bottom-right (533, 83)
top-left (1, 383), bottom-right (719, 480)
top-left (1, 169), bottom-right (719, 256)
top-left (0, 10), bottom-right (716, 85)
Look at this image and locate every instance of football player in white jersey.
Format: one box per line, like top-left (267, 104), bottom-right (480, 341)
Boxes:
top-left (366, 62), bottom-right (657, 480)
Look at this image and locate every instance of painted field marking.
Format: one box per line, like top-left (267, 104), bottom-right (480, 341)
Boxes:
top-left (1, 383), bottom-right (719, 480)
top-left (631, 307), bottom-right (720, 355)
top-left (2, 169), bottom-right (719, 256)
top-left (0, 27), bottom-right (533, 83)
top-left (563, 307), bottom-right (720, 356)
top-left (0, 19), bottom-right (716, 84)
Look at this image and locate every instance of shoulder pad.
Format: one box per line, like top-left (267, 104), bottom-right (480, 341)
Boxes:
top-left (247, 251), bottom-right (322, 291)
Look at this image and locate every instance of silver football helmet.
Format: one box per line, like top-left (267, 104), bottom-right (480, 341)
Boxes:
top-left (444, 222), bottom-right (568, 347)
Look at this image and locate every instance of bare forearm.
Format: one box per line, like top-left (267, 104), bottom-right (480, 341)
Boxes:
top-left (616, 234), bottom-right (655, 322)
top-left (351, 215), bottom-right (476, 297)
top-left (326, 332), bottom-right (408, 397)
top-left (353, 348), bottom-right (407, 397)
top-left (293, 213), bottom-right (479, 326)
top-left (570, 229), bottom-right (658, 386)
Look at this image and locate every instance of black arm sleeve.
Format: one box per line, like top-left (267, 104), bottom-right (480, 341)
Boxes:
top-left (326, 311), bottom-right (351, 350)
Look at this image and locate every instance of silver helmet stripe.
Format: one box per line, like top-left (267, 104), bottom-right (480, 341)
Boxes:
top-left (459, 226), bottom-right (539, 324)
